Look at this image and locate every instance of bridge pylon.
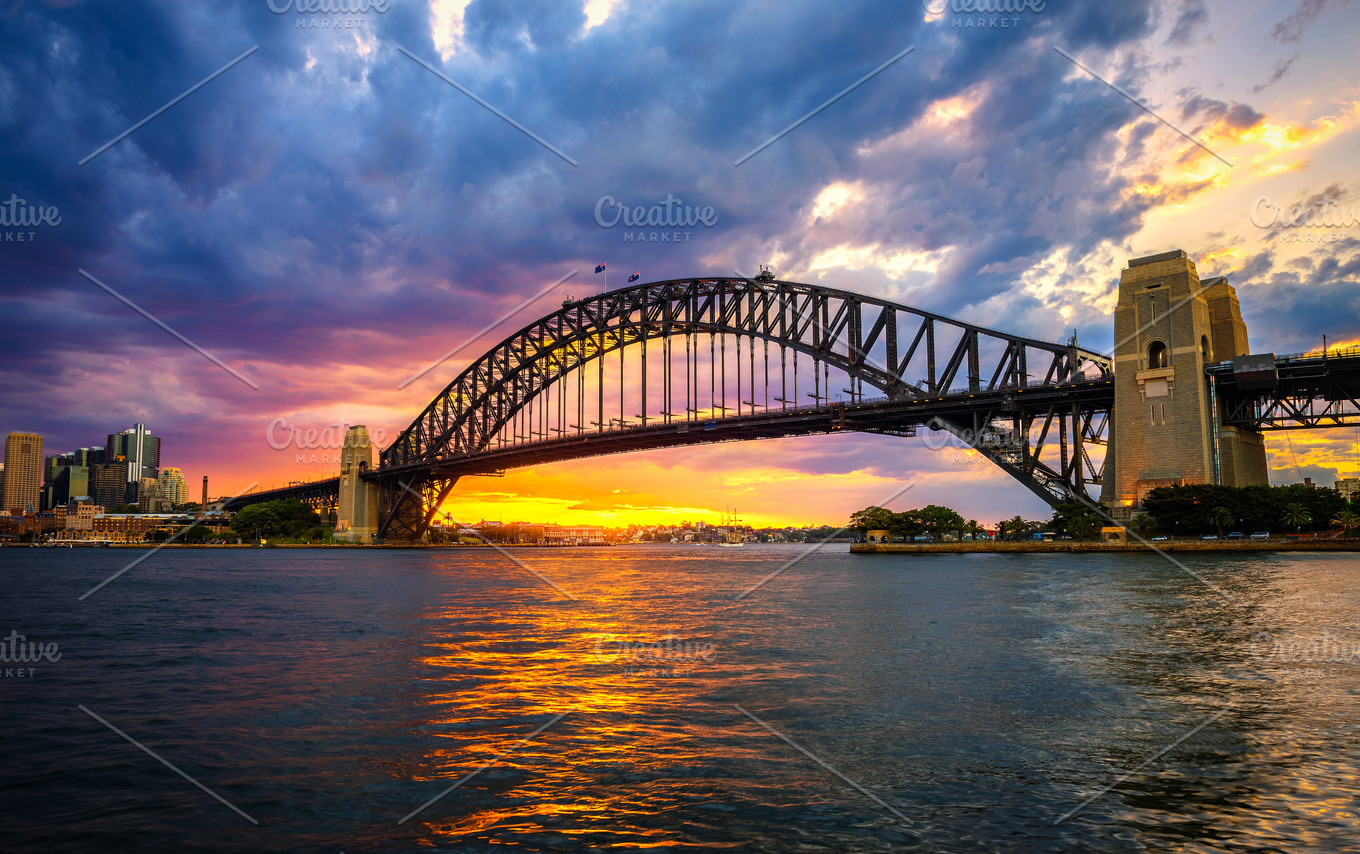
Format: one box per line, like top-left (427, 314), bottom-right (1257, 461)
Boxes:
top-left (336, 426), bottom-right (380, 543)
top-left (1101, 250), bottom-right (1268, 521)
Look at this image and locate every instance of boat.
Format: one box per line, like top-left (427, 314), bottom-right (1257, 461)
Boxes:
top-left (718, 509), bottom-right (744, 547)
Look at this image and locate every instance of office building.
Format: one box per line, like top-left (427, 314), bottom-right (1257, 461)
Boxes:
top-left (3, 432), bottom-right (44, 513)
top-left (106, 424), bottom-right (161, 503)
top-left (43, 465), bottom-right (90, 510)
top-left (91, 461), bottom-right (130, 509)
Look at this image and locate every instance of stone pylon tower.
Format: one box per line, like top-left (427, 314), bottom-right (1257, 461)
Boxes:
top-left (336, 426), bottom-right (380, 543)
top-left (1101, 250), bottom-right (1268, 520)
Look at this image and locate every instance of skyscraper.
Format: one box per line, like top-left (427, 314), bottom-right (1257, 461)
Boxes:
top-left (107, 424), bottom-right (161, 504)
top-left (91, 462), bottom-right (129, 509)
top-left (2, 432), bottom-right (44, 513)
top-left (158, 467), bottom-right (188, 506)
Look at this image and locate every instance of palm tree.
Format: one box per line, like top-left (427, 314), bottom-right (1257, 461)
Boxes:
top-left (1331, 510), bottom-right (1360, 538)
top-left (1129, 512), bottom-right (1155, 536)
top-left (1207, 506), bottom-right (1234, 538)
top-left (1281, 502), bottom-right (1312, 533)
top-left (1069, 512), bottom-right (1098, 540)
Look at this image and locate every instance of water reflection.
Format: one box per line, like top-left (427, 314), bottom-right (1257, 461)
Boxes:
top-left (1025, 552), bottom-right (1360, 851)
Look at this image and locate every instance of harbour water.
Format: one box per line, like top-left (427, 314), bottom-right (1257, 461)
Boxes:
top-left (2, 545), bottom-right (1358, 852)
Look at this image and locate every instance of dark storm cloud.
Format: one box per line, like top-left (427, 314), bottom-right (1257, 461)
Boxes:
top-left (0, 0), bottom-right (1232, 462)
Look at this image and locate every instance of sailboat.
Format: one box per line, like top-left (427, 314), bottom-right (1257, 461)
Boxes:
top-left (717, 508), bottom-right (744, 547)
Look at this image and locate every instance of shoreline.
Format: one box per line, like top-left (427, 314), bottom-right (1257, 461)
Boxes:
top-left (851, 540), bottom-right (1360, 554)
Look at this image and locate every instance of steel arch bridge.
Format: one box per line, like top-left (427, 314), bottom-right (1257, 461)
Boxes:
top-left (365, 276), bottom-right (1116, 539)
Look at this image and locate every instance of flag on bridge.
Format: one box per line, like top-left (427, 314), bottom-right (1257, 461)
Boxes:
top-left (595, 263), bottom-right (606, 274)
top-left (628, 271), bottom-right (640, 282)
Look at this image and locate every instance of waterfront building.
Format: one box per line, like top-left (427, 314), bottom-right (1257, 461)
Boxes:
top-left (542, 525), bottom-right (606, 545)
top-left (65, 499), bottom-right (103, 532)
top-left (2, 431), bottom-right (44, 513)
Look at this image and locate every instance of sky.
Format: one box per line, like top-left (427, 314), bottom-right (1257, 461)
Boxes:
top-left (1, 0), bottom-right (1358, 529)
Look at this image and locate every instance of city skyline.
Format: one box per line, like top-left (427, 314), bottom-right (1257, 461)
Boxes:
top-left (2, 1), bottom-right (1359, 527)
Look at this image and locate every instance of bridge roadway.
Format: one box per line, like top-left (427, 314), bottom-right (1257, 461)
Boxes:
top-left (376, 376), bottom-right (1113, 482)
top-left (1209, 347), bottom-right (1360, 429)
top-left (225, 376), bottom-right (1114, 511)
top-left (225, 348), bottom-right (1360, 515)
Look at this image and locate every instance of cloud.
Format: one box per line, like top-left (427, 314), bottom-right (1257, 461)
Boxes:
top-left (2, 0), bottom-right (1357, 525)
top-left (1269, 0), bottom-right (1354, 44)
top-left (1252, 53), bottom-right (1299, 93)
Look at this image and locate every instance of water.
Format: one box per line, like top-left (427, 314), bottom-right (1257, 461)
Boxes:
top-left (2, 544), bottom-right (1358, 852)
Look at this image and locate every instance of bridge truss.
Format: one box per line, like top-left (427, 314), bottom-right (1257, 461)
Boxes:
top-left (374, 277), bottom-right (1115, 539)
top-left (1209, 348), bottom-right (1360, 430)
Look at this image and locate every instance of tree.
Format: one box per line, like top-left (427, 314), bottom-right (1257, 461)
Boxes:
top-left (1281, 502), bottom-right (1312, 533)
top-left (849, 506), bottom-right (897, 533)
top-left (180, 524), bottom-right (213, 544)
top-left (1002, 515), bottom-right (1031, 540)
top-left (230, 500), bottom-right (320, 541)
top-left (1068, 512), bottom-right (1100, 540)
top-left (1332, 510), bottom-right (1360, 538)
top-left (1207, 506), bottom-right (1234, 538)
top-left (917, 505), bottom-right (965, 539)
top-left (1129, 513), bottom-right (1155, 536)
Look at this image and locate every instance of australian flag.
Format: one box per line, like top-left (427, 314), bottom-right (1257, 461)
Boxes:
top-left (595, 262), bottom-right (606, 274)
top-left (628, 271), bottom-right (640, 282)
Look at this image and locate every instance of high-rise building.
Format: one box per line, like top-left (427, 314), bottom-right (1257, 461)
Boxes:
top-left (2, 432), bottom-right (44, 513)
top-left (75, 446), bottom-right (106, 467)
top-left (43, 465), bottom-right (90, 510)
top-left (106, 424), bottom-right (161, 502)
top-left (158, 467), bottom-right (188, 507)
top-left (91, 461), bottom-right (129, 509)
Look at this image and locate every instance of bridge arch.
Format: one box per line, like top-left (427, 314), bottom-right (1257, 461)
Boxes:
top-left (376, 277), bottom-right (1113, 538)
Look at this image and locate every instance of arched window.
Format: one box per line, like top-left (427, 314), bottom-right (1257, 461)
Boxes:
top-left (1148, 341), bottom-right (1168, 369)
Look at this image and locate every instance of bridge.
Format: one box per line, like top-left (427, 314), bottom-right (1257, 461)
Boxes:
top-left (224, 253), bottom-right (1359, 540)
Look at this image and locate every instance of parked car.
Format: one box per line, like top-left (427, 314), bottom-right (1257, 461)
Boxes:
top-left (1152, 535), bottom-right (1170, 542)
top-left (1226, 532), bottom-right (1245, 540)
top-left (1250, 532), bottom-right (1270, 540)
top-left (1201, 534), bottom-right (1219, 540)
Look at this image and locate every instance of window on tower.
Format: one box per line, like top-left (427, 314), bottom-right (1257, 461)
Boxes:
top-left (1148, 340), bottom-right (1168, 369)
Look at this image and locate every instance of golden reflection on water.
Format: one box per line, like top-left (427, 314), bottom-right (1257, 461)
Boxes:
top-left (395, 547), bottom-right (1360, 851)
top-left (406, 548), bottom-right (775, 847)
